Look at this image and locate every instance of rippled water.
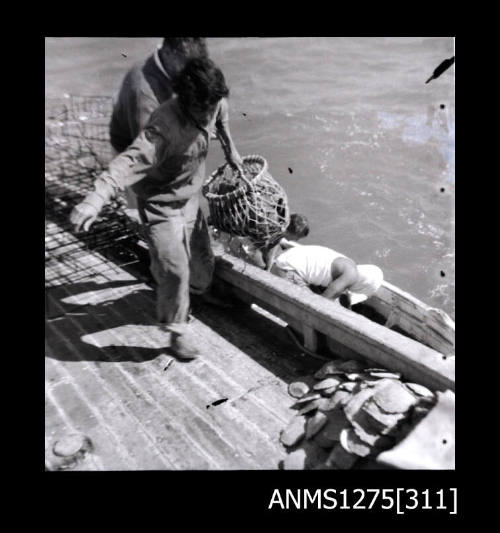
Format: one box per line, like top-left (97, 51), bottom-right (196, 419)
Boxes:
top-left (45, 37), bottom-right (455, 318)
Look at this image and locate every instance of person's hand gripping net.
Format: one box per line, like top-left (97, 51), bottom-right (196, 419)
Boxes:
top-left (69, 202), bottom-right (100, 233)
top-left (228, 152), bottom-right (244, 178)
top-left (230, 162), bottom-right (244, 179)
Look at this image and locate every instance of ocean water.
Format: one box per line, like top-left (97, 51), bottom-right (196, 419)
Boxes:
top-left (45, 37), bottom-right (455, 318)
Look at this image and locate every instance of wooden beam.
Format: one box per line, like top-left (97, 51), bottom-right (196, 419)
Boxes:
top-left (302, 325), bottom-right (318, 353)
top-left (368, 282), bottom-right (455, 356)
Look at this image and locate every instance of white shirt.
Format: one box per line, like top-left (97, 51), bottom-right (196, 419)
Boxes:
top-left (275, 245), bottom-right (346, 287)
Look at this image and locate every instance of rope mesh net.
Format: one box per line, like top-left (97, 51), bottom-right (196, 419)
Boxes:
top-left (203, 155), bottom-right (290, 249)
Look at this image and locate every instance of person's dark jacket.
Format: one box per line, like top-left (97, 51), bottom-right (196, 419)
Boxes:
top-left (109, 53), bottom-right (174, 153)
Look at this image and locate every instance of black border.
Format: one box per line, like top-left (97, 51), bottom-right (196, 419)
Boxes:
top-left (39, 27), bottom-right (459, 523)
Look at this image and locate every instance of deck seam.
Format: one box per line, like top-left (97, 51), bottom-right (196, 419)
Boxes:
top-left (45, 382), bottom-right (106, 470)
top-left (46, 323), bottom-right (182, 470)
top-left (47, 298), bottom-right (262, 468)
top-left (47, 282), bottom-right (287, 468)
top-left (45, 355), bottom-right (142, 469)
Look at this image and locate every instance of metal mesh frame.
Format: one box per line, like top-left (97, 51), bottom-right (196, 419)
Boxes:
top-left (45, 95), bottom-right (115, 178)
top-left (45, 95), bottom-right (142, 287)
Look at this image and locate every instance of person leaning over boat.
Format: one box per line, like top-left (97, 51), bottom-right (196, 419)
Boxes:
top-left (70, 58), bottom-right (243, 359)
top-left (270, 243), bottom-right (384, 308)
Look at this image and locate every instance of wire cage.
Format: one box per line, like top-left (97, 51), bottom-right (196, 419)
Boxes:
top-left (45, 95), bottom-right (141, 286)
top-left (45, 95), bottom-right (115, 177)
top-left (203, 155), bottom-right (290, 249)
top-left (45, 94), bottom-right (115, 122)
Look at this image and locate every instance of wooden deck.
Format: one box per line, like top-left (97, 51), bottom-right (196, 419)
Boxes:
top-left (45, 218), bottom-right (454, 471)
top-left (45, 222), bottom-right (323, 470)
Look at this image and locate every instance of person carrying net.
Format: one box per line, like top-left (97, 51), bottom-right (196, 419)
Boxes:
top-left (110, 38), bottom-right (228, 304)
top-left (70, 58), bottom-right (243, 359)
top-left (204, 153), bottom-right (292, 268)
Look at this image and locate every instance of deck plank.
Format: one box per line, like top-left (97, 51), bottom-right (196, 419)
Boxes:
top-left (45, 337), bottom-right (180, 470)
top-left (47, 293), bottom-right (291, 469)
top-left (46, 314), bottom-right (247, 469)
top-left (45, 226), bottom-right (303, 469)
top-left (46, 359), bottom-right (159, 470)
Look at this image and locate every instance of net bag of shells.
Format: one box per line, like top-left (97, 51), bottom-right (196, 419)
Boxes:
top-left (203, 155), bottom-right (290, 249)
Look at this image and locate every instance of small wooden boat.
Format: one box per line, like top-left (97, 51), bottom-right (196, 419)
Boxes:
top-left (44, 94), bottom-right (455, 470)
top-left (45, 93), bottom-right (455, 393)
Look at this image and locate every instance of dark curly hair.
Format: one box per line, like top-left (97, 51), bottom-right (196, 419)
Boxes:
top-left (162, 38), bottom-right (209, 59)
top-left (288, 213), bottom-right (310, 238)
top-left (173, 57), bottom-right (229, 114)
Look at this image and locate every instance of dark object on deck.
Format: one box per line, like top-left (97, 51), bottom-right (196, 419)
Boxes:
top-left (207, 398), bottom-right (229, 408)
top-left (163, 359), bottom-right (174, 371)
top-left (203, 155), bottom-right (290, 250)
top-left (425, 56), bottom-right (455, 84)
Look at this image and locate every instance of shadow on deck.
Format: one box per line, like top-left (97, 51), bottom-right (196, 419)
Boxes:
top-left (45, 276), bottom-right (320, 379)
top-left (45, 229), bottom-right (327, 470)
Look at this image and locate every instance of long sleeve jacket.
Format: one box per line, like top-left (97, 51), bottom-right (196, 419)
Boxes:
top-left (84, 97), bottom-right (235, 210)
top-left (109, 51), bottom-right (174, 153)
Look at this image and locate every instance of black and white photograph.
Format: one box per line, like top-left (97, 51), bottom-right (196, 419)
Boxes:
top-left (45, 37), bottom-right (455, 479)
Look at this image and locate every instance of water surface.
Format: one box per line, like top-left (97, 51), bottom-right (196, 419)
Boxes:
top-left (45, 37), bottom-right (455, 318)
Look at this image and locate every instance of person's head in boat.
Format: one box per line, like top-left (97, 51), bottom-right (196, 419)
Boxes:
top-left (261, 213), bottom-right (310, 271)
top-left (284, 213), bottom-right (310, 241)
top-left (159, 38), bottom-right (209, 78)
top-left (173, 57), bottom-right (229, 127)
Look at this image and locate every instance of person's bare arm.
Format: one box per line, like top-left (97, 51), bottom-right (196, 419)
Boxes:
top-left (263, 244), bottom-right (280, 271)
top-left (215, 98), bottom-right (243, 171)
top-left (322, 258), bottom-right (358, 301)
top-left (280, 238), bottom-right (302, 249)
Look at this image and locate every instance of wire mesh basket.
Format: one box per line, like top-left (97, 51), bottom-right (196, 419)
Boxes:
top-left (45, 95), bottom-right (115, 178)
top-left (45, 95), bottom-right (139, 272)
top-left (203, 155), bottom-right (290, 249)
top-left (45, 94), bottom-right (114, 121)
